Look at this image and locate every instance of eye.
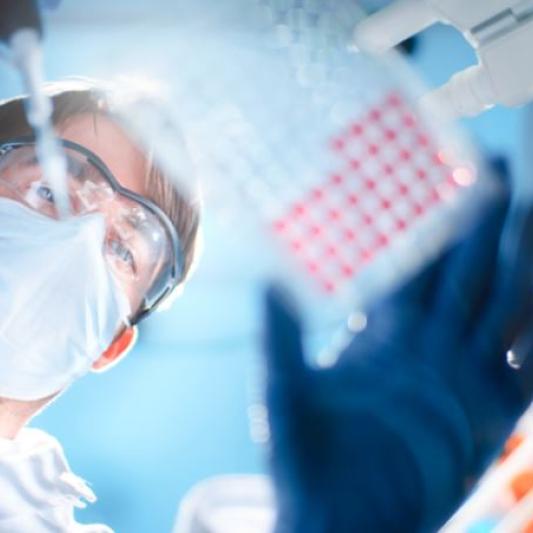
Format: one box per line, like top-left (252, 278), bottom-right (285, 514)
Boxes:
top-left (36, 184), bottom-right (55, 203)
top-left (107, 237), bottom-right (137, 276)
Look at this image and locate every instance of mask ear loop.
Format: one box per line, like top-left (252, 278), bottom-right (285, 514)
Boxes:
top-left (92, 324), bottom-right (138, 372)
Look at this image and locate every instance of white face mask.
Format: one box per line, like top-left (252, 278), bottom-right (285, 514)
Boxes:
top-left (0, 198), bottom-right (131, 401)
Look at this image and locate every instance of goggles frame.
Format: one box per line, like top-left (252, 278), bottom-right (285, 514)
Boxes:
top-left (0, 135), bottom-right (184, 325)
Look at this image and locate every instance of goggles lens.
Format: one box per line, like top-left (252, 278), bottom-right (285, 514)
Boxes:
top-left (0, 141), bottom-right (181, 322)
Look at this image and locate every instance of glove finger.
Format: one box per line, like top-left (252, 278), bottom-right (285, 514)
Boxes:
top-left (386, 252), bottom-right (448, 306)
top-left (508, 328), bottom-right (533, 407)
top-left (365, 246), bottom-right (454, 343)
top-left (368, 246), bottom-right (449, 322)
top-left (432, 189), bottom-right (510, 335)
top-left (263, 284), bottom-right (313, 480)
top-left (471, 204), bottom-right (533, 368)
top-left (486, 318), bottom-right (533, 423)
top-left (263, 284), bottom-right (309, 390)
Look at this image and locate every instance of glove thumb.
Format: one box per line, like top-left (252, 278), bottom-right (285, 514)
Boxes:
top-left (263, 284), bottom-right (308, 390)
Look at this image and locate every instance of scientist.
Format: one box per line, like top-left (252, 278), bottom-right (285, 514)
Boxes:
top-left (0, 85), bottom-right (532, 533)
top-left (0, 80), bottom-right (200, 531)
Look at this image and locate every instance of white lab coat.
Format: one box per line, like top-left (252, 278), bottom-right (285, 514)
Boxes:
top-left (0, 428), bottom-right (112, 532)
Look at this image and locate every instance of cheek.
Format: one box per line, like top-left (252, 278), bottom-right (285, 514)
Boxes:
top-left (0, 164), bottom-right (20, 199)
top-left (0, 183), bottom-right (21, 203)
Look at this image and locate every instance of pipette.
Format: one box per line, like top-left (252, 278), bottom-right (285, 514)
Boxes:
top-left (0, 0), bottom-right (70, 217)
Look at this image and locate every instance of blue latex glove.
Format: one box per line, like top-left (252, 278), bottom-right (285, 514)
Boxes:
top-left (263, 184), bottom-right (533, 532)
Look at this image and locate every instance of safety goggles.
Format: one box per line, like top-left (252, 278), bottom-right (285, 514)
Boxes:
top-left (0, 136), bottom-right (184, 324)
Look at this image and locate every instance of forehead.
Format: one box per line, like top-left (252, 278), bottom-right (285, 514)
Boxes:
top-left (56, 113), bottom-right (147, 196)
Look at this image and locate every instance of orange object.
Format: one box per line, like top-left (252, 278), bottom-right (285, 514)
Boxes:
top-left (500, 434), bottom-right (525, 463)
top-left (523, 519), bottom-right (533, 533)
top-left (511, 470), bottom-right (533, 502)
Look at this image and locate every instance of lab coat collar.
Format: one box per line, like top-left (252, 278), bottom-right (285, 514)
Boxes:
top-left (0, 427), bottom-right (109, 532)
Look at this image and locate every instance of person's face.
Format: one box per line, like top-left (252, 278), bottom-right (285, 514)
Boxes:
top-left (0, 113), bottom-right (149, 315)
top-left (57, 114), bottom-right (149, 313)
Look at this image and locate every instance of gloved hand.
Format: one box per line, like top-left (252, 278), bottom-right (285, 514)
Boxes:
top-left (263, 183), bottom-right (533, 532)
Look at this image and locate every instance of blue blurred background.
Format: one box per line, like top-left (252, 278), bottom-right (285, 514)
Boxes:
top-left (0, 1), bottom-right (526, 531)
